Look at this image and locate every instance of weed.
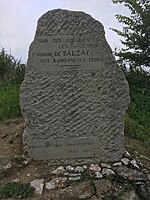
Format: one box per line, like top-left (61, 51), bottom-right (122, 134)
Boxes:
top-left (0, 182), bottom-right (35, 199)
top-left (14, 155), bottom-right (25, 164)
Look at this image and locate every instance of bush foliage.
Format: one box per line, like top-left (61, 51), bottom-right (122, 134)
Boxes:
top-left (111, 0), bottom-right (150, 69)
top-left (0, 48), bottom-right (25, 119)
top-left (0, 48), bottom-right (25, 84)
top-left (124, 69), bottom-right (150, 144)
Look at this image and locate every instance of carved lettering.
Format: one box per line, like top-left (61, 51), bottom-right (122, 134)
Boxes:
top-left (28, 137), bottom-right (99, 160)
top-left (30, 36), bottom-right (104, 72)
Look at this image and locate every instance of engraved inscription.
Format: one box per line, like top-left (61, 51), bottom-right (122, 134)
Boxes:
top-left (28, 137), bottom-right (99, 160)
top-left (29, 36), bottom-right (105, 72)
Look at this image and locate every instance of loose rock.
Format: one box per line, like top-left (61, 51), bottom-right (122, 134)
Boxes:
top-left (45, 177), bottom-right (67, 190)
top-left (69, 173), bottom-right (81, 177)
top-left (101, 163), bottom-right (111, 168)
top-left (95, 172), bottom-right (103, 179)
top-left (83, 165), bottom-right (88, 169)
top-left (74, 166), bottom-right (84, 173)
top-left (30, 178), bottom-right (44, 195)
top-left (124, 151), bottom-right (131, 159)
top-left (113, 162), bottom-right (122, 167)
top-left (0, 156), bottom-right (12, 177)
top-left (116, 166), bottom-right (147, 181)
top-left (12, 178), bottom-right (20, 182)
top-left (101, 168), bottom-right (115, 176)
top-left (66, 165), bottom-right (74, 172)
top-left (130, 159), bottom-right (140, 169)
top-left (89, 164), bottom-right (101, 172)
top-left (69, 176), bottom-right (81, 181)
top-left (121, 158), bottom-right (130, 165)
top-left (51, 166), bottom-right (65, 175)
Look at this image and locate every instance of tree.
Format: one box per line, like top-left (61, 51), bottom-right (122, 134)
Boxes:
top-left (111, 0), bottom-right (150, 69)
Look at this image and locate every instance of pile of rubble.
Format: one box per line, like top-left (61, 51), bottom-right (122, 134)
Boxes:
top-left (30, 152), bottom-right (150, 199)
top-left (0, 151), bottom-right (150, 199)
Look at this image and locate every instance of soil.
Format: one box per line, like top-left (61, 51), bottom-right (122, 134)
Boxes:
top-left (0, 117), bottom-right (150, 200)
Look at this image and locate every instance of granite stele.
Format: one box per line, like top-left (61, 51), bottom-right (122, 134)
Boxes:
top-left (20, 9), bottom-right (130, 164)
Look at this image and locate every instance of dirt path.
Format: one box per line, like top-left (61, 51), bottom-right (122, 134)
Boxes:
top-left (0, 118), bottom-right (150, 199)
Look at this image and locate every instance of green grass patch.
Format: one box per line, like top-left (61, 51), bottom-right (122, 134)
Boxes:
top-left (0, 83), bottom-right (21, 119)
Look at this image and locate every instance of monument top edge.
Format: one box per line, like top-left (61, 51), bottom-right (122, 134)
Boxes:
top-left (38, 8), bottom-right (104, 27)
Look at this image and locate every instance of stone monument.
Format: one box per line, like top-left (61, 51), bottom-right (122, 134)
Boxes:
top-left (20, 9), bottom-right (130, 164)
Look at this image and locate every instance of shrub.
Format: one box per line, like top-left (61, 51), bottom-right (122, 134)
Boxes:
top-left (0, 48), bottom-right (25, 84)
top-left (124, 114), bottom-right (150, 145)
top-left (0, 48), bottom-right (25, 119)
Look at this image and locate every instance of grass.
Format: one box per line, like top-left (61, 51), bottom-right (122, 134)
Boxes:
top-left (0, 83), bottom-right (21, 119)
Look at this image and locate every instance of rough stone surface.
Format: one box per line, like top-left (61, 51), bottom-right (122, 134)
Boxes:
top-left (122, 191), bottom-right (139, 200)
top-left (116, 166), bottom-right (147, 181)
top-left (93, 179), bottom-right (112, 197)
top-left (43, 181), bottom-right (95, 200)
top-left (136, 183), bottom-right (150, 200)
top-left (20, 9), bottom-right (130, 163)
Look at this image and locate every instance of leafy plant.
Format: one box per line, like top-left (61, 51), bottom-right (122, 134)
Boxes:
top-left (111, 0), bottom-right (150, 69)
top-left (124, 69), bottom-right (150, 145)
top-left (0, 182), bottom-right (35, 199)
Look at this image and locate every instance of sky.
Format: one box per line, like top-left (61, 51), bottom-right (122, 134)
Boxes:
top-left (0, 0), bottom-right (130, 63)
